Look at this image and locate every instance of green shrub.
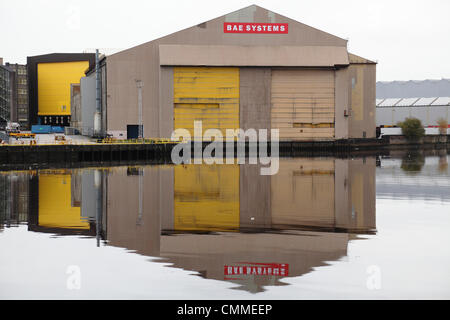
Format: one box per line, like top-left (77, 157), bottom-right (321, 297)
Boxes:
top-left (401, 152), bottom-right (425, 173)
top-left (397, 117), bottom-right (425, 141)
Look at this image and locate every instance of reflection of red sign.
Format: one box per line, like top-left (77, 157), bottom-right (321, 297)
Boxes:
top-left (223, 23), bottom-right (288, 34)
top-left (224, 263), bottom-right (289, 277)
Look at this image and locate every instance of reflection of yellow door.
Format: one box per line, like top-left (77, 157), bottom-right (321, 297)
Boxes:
top-left (38, 174), bottom-right (88, 229)
top-left (173, 67), bottom-right (239, 140)
top-left (174, 164), bottom-right (239, 231)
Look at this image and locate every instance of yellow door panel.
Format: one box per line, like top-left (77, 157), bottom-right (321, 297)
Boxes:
top-left (174, 164), bottom-right (239, 231)
top-left (174, 67), bottom-right (239, 140)
top-left (38, 61), bottom-right (89, 115)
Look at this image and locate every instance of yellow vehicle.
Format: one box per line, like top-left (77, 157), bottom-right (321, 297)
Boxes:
top-left (9, 132), bottom-right (36, 139)
top-left (54, 134), bottom-right (66, 141)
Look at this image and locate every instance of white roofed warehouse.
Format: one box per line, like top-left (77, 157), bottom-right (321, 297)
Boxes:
top-left (376, 96), bottom-right (450, 128)
top-left (105, 5), bottom-right (376, 141)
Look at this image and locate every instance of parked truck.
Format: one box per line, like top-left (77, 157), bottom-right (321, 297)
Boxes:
top-left (5, 122), bottom-right (20, 134)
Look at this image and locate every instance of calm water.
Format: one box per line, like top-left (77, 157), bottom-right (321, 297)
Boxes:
top-left (1, 150), bottom-right (449, 299)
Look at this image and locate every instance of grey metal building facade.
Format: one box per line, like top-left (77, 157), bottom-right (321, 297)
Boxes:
top-left (73, 55), bottom-right (107, 137)
top-left (105, 5), bottom-right (376, 141)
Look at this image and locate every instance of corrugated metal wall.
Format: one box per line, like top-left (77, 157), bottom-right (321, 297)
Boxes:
top-left (348, 63), bottom-right (376, 138)
top-left (80, 76), bottom-right (96, 136)
top-left (173, 67), bottom-right (239, 140)
top-left (70, 84), bottom-right (81, 129)
top-left (271, 69), bottom-right (335, 140)
top-left (239, 68), bottom-right (272, 131)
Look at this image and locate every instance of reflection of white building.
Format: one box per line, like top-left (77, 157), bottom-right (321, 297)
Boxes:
top-left (377, 155), bottom-right (450, 201)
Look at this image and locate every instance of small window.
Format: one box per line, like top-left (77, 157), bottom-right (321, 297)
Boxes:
top-left (127, 167), bottom-right (144, 176)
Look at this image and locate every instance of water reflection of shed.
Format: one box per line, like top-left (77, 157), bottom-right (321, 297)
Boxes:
top-left (159, 230), bottom-right (350, 293)
top-left (27, 170), bottom-right (97, 236)
top-left (103, 158), bottom-right (375, 292)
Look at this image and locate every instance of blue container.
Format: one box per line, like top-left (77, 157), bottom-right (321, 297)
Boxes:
top-left (51, 126), bottom-right (65, 133)
top-left (31, 125), bottom-right (52, 134)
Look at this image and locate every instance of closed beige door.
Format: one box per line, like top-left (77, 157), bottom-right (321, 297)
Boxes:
top-left (271, 69), bottom-right (335, 140)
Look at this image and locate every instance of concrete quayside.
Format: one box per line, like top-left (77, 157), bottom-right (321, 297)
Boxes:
top-left (1, 135), bottom-right (449, 169)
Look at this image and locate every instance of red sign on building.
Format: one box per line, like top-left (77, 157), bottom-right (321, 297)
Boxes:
top-left (223, 23), bottom-right (288, 34)
top-left (224, 263), bottom-right (289, 277)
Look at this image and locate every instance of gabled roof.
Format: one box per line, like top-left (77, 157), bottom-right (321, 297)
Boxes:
top-left (113, 4), bottom-right (349, 57)
top-left (160, 4), bottom-right (349, 45)
top-left (109, 5), bottom-right (364, 68)
top-left (220, 4), bottom-right (347, 42)
top-left (376, 97), bottom-right (450, 107)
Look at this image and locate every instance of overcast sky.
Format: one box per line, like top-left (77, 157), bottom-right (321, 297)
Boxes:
top-left (1, 0), bottom-right (449, 81)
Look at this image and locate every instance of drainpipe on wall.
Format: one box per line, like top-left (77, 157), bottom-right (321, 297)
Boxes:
top-left (94, 49), bottom-right (102, 137)
top-left (136, 80), bottom-right (144, 139)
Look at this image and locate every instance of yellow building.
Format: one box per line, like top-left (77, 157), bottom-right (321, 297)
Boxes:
top-left (27, 53), bottom-right (95, 127)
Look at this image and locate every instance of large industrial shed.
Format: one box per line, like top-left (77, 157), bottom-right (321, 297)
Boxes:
top-left (27, 53), bottom-right (95, 128)
top-left (106, 5), bottom-right (376, 141)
